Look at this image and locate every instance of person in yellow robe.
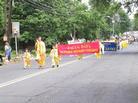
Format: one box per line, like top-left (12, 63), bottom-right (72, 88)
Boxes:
top-left (122, 40), bottom-right (128, 49)
top-left (95, 40), bottom-right (103, 59)
top-left (95, 52), bottom-right (102, 59)
top-left (50, 45), bottom-right (60, 68)
top-left (77, 54), bottom-right (83, 60)
top-left (35, 36), bottom-right (46, 68)
top-left (120, 40), bottom-right (128, 49)
top-left (23, 49), bottom-right (31, 69)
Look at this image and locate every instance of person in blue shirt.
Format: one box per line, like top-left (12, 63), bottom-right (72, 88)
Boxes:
top-left (5, 42), bottom-right (12, 62)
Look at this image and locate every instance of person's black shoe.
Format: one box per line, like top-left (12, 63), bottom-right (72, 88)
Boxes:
top-left (52, 65), bottom-right (55, 68)
top-left (57, 65), bottom-right (59, 68)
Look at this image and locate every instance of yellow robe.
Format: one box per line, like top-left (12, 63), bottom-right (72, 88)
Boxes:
top-left (95, 41), bottom-right (102, 59)
top-left (24, 52), bottom-right (31, 68)
top-left (35, 41), bottom-right (46, 67)
top-left (95, 52), bottom-right (102, 59)
top-left (121, 40), bottom-right (128, 49)
top-left (77, 55), bottom-right (83, 60)
top-left (50, 48), bottom-right (60, 66)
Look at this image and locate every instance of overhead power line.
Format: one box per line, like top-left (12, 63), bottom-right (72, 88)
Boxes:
top-left (20, 0), bottom-right (69, 16)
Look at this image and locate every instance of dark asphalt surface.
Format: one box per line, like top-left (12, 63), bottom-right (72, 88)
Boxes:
top-left (0, 42), bottom-right (138, 103)
top-left (0, 56), bottom-right (77, 83)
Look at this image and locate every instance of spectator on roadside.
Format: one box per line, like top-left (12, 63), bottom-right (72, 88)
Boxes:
top-left (5, 42), bottom-right (12, 62)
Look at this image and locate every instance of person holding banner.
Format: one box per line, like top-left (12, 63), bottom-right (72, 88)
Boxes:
top-left (95, 40), bottom-right (103, 59)
top-left (35, 36), bottom-right (46, 68)
top-left (50, 44), bottom-right (60, 68)
top-left (100, 42), bottom-right (104, 54)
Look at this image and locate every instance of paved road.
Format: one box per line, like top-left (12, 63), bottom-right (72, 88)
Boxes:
top-left (0, 42), bottom-right (138, 103)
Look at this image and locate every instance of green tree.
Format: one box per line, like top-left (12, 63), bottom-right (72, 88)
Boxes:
top-left (0, 0), bottom-right (4, 49)
top-left (115, 9), bottom-right (131, 34)
top-left (10, 0), bottom-right (131, 48)
top-left (0, 0), bottom-right (4, 35)
top-left (89, 1), bottom-right (131, 38)
top-left (133, 13), bottom-right (138, 30)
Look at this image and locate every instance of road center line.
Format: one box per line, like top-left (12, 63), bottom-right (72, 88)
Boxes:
top-left (0, 55), bottom-right (91, 89)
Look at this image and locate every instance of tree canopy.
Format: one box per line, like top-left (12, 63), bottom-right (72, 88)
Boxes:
top-left (0, 0), bottom-right (133, 49)
top-left (133, 13), bottom-right (138, 30)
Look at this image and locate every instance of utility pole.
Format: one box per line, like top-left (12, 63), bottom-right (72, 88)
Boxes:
top-left (106, 16), bottom-right (115, 36)
top-left (4, 0), bottom-right (12, 42)
top-left (112, 19), bottom-right (115, 36)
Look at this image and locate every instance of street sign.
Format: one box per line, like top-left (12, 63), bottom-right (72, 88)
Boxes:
top-left (12, 22), bottom-right (20, 37)
top-left (12, 22), bottom-right (20, 56)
